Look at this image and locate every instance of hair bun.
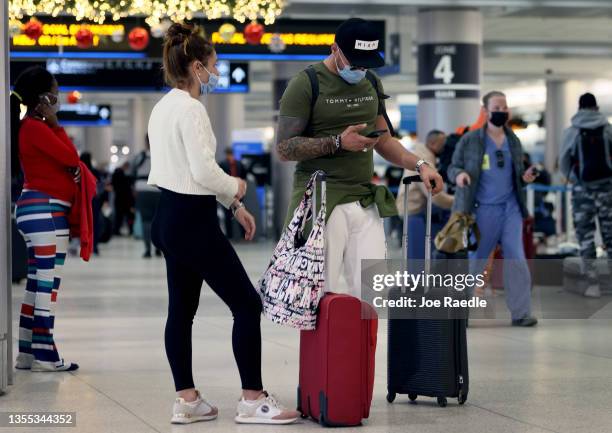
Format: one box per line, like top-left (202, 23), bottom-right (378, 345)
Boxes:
top-left (166, 23), bottom-right (192, 42)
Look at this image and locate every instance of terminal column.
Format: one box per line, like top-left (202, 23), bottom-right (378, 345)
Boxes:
top-left (416, 8), bottom-right (482, 141)
top-left (0, 0), bottom-right (12, 391)
top-left (207, 93), bottom-right (246, 161)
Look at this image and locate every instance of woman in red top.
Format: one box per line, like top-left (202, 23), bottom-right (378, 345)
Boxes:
top-left (11, 66), bottom-right (81, 372)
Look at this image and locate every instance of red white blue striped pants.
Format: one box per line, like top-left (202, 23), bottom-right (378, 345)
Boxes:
top-left (15, 190), bottom-right (71, 368)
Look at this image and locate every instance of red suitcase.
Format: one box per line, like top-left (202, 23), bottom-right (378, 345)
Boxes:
top-left (298, 293), bottom-right (378, 427)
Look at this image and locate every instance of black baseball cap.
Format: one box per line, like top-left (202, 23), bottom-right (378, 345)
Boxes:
top-left (335, 18), bottom-right (385, 69)
top-left (579, 92), bottom-right (597, 109)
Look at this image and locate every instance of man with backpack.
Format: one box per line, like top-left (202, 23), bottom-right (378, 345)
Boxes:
top-left (559, 93), bottom-right (612, 297)
top-left (276, 18), bottom-right (443, 297)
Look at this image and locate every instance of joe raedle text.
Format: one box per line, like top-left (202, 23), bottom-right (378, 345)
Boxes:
top-left (373, 296), bottom-right (487, 309)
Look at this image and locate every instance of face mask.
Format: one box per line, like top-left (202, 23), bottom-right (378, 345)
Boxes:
top-left (195, 63), bottom-right (219, 95)
top-left (334, 52), bottom-right (366, 85)
top-left (489, 111), bottom-right (509, 127)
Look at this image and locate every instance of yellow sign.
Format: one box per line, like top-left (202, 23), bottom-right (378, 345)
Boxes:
top-left (211, 31), bottom-right (335, 46)
top-left (12, 23), bottom-right (124, 48)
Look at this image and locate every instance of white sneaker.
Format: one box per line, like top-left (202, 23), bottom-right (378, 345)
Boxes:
top-left (15, 353), bottom-right (33, 370)
top-left (31, 358), bottom-right (79, 372)
top-left (235, 391), bottom-right (300, 425)
top-left (584, 284), bottom-right (602, 298)
top-left (171, 391), bottom-right (218, 424)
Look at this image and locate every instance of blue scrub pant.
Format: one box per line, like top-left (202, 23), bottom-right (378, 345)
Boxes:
top-left (469, 199), bottom-right (532, 320)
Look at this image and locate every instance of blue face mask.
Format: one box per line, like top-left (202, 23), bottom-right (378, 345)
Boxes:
top-left (196, 63), bottom-right (219, 95)
top-left (335, 52), bottom-right (366, 85)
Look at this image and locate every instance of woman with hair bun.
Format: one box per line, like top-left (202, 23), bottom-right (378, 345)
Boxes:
top-left (148, 23), bottom-right (299, 425)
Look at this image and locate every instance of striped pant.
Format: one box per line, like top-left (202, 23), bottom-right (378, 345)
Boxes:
top-left (15, 190), bottom-right (71, 369)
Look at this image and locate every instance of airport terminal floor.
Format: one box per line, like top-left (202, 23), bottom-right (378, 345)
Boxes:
top-left (6, 237), bottom-right (612, 433)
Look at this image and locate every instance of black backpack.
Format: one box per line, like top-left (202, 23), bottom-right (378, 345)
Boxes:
top-left (572, 126), bottom-right (612, 182)
top-left (438, 129), bottom-right (468, 194)
top-left (303, 65), bottom-right (395, 137)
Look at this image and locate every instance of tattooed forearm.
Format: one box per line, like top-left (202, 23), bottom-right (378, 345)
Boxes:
top-left (278, 136), bottom-right (336, 161)
top-left (276, 115), bottom-right (336, 162)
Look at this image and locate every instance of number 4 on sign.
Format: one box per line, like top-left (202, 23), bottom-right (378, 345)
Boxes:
top-left (434, 55), bottom-right (454, 84)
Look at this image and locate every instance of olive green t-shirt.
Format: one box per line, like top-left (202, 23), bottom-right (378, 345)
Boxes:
top-left (279, 62), bottom-right (398, 227)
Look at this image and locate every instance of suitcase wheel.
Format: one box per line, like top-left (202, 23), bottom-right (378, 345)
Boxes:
top-left (408, 393), bottom-right (418, 402)
top-left (458, 391), bottom-right (467, 405)
top-left (386, 392), bottom-right (396, 403)
top-left (437, 397), bottom-right (447, 407)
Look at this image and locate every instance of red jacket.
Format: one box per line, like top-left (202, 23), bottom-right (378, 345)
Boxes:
top-left (19, 117), bottom-right (80, 203)
top-left (68, 162), bottom-right (97, 261)
top-left (19, 117), bottom-right (96, 261)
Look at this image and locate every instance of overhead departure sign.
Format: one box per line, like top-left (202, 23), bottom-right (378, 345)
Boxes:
top-left (417, 43), bottom-right (480, 100)
top-left (10, 17), bottom-right (385, 62)
top-left (12, 23), bottom-right (123, 49)
top-left (10, 59), bottom-right (249, 93)
top-left (57, 103), bottom-right (112, 126)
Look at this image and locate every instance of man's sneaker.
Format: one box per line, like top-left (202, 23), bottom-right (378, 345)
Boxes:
top-left (511, 316), bottom-right (538, 327)
top-left (584, 284), bottom-right (602, 298)
top-left (235, 391), bottom-right (300, 425)
top-left (171, 391), bottom-right (218, 424)
top-left (31, 358), bottom-right (79, 372)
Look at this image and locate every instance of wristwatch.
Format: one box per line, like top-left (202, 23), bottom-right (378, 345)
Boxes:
top-left (415, 159), bottom-right (430, 174)
top-left (230, 201), bottom-right (245, 217)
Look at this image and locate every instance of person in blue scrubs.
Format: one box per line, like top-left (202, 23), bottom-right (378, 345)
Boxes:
top-left (449, 91), bottom-right (539, 327)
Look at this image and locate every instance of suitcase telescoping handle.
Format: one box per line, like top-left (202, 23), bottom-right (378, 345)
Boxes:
top-left (402, 175), bottom-right (433, 283)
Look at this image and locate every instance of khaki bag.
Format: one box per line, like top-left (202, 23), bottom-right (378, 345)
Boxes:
top-left (434, 212), bottom-right (480, 254)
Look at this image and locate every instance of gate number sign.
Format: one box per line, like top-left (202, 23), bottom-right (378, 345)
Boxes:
top-left (418, 43), bottom-right (480, 100)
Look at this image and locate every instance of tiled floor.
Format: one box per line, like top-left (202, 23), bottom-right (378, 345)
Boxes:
top-left (3, 237), bottom-right (612, 433)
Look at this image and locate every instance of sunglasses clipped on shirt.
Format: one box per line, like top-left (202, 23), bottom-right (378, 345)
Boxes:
top-left (495, 150), bottom-right (504, 168)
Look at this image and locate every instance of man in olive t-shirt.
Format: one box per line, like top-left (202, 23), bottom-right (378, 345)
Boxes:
top-left (277, 18), bottom-right (443, 297)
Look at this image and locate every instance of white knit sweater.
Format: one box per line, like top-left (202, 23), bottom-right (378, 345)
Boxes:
top-left (147, 88), bottom-right (238, 208)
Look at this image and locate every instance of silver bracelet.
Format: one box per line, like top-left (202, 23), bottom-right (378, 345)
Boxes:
top-left (332, 135), bottom-right (342, 154)
top-left (415, 159), bottom-right (430, 174)
top-left (231, 201), bottom-right (245, 217)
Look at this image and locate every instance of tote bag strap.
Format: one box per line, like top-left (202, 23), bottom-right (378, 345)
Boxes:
top-left (299, 170), bottom-right (326, 234)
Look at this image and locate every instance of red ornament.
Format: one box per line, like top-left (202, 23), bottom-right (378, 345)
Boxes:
top-left (244, 21), bottom-right (264, 45)
top-left (67, 90), bottom-right (82, 104)
top-left (128, 27), bottom-right (149, 50)
top-left (75, 27), bottom-right (94, 49)
top-left (24, 19), bottom-right (43, 41)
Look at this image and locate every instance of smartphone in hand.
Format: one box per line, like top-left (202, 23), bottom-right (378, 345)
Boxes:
top-left (366, 129), bottom-right (388, 138)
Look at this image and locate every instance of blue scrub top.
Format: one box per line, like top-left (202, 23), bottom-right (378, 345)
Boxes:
top-left (476, 134), bottom-right (515, 205)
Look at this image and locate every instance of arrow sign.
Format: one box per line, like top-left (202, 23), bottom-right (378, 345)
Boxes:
top-left (232, 67), bottom-right (246, 83)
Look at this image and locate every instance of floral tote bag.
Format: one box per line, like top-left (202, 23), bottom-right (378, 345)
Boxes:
top-left (257, 170), bottom-right (326, 330)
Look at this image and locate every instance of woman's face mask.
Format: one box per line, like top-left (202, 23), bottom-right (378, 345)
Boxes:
top-left (334, 49), bottom-right (366, 85)
top-left (195, 62), bottom-right (219, 95)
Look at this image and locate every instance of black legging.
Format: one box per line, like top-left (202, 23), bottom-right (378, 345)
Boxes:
top-left (151, 189), bottom-right (263, 392)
